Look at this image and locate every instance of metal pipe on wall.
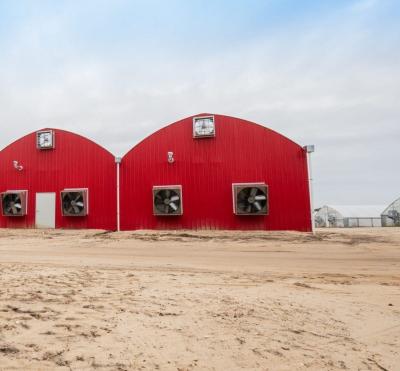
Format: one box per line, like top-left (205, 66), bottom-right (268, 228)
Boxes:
top-left (304, 145), bottom-right (315, 234)
top-left (115, 157), bottom-right (122, 231)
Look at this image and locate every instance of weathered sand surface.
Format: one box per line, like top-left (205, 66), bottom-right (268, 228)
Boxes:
top-left (0, 228), bottom-right (399, 370)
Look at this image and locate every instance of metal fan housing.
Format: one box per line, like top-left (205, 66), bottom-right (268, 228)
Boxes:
top-left (233, 183), bottom-right (268, 215)
top-left (1, 190), bottom-right (28, 216)
top-left (153, 186), bottom-right (182, 216)
top-left (61, 189), bottom-right (88, 216)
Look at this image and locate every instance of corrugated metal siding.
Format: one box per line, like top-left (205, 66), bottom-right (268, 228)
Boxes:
top-left (0, 129), bottom-right (116, 230)
top-left (120, 114), bottom-right (311, 231)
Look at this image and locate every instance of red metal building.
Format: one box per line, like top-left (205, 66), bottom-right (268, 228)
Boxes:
top-left (120, 114), bottom-right (311, 231)
top-left (0, 115), bottom-right (311, 231)
top-left (0, 129), bottom-right (116, 230)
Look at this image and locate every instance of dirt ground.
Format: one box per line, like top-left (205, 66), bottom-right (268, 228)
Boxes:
top-left (0, 228), bottom-right (399, 371)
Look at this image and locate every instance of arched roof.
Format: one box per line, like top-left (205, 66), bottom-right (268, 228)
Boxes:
top-left (0, 128), bottom-right (114, 157)
top-left (382, 197), bottom-right (400, 215)
top-left (122, 113), bottom-right (304, 158)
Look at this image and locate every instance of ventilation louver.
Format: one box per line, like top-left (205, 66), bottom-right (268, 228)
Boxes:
top-left (153, 186), bottom-right (182, 216)
top-left (233, 183), bottom-right (268, 215)
top-left (36, 130), bottom-right (55, 149)
top-left (61, 189), bottom-right (88, 216)
top-left (1, 191), bottom-right (28, 216)
top-left (193, 116), bottom-right (215, 138)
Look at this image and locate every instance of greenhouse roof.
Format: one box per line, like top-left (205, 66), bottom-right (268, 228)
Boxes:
top-left (321, 205), bottom-right (386, 218)
top-left (382, 197), bottom-right (400, 214)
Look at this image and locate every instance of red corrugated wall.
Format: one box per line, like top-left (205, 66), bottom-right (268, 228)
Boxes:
top-left (0, 129), bottom-right (116, 230)
top-left (120, 114), bottom-right (311, 231)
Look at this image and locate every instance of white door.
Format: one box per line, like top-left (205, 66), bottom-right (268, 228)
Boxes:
top-left (36, 193), bottom-right (56, 229)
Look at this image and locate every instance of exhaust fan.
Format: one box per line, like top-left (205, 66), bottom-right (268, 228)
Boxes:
top-left (1, 190), bottom-right (28, 216)
top-left (233, 183), bottom-right (268, 215)
top-left (153, 186), bottom-right (182, 215)
top-left (61, 189), bottom-right (88, 216)
top-left (193, 116), bottom-right (215, 138)
top-left (36, 130), bottom-right (55, 150)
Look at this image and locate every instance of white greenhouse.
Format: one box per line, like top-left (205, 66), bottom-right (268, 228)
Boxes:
top-left (381, 197), bottom-right (400, 227)
top-left (315, 205), bottom-right (386, 228)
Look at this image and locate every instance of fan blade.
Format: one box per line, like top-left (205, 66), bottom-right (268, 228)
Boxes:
top-left (255, 195), bottom-right (266, 201)
top-left (164, 205), bottom-right (169, 214)
top-left (74, 194), bottom-right (82, 202)
top-left (254, 202), bottom-right (262, 211)
top-left (170, 195), bottom-right (180, 202)
top-left (165, 190), bottom-right (171, 198)
top-left (237, 190), bottom-right (248, 200)
top-left (246, 205), bottom-right (252, 213)
top-left (169, 202), bottom-right (178, 211)
top-left (14, 203), bottom-right (22, 209)
top-left (237, 202), bottom-right (246, 210)
top-left (250, 188), bottom-right (258, 197)
top-left (6, 206), bottom-right (12, 213)
top-left (75, 202), bottom-right (84, 207)
top-left (11, 206), bottom-right (18, 214)
top-left (72, 206), bottom-right (80, 214)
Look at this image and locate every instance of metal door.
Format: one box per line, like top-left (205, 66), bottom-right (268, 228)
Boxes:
top-left (35, 193), bottom-right (56, 228)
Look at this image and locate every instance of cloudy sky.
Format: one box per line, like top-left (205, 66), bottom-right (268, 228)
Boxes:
top-left (0, 0), bottom-right (399, 207)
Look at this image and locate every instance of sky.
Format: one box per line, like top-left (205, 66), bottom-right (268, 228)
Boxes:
top-left (0, 0), bottom-right (399, 207)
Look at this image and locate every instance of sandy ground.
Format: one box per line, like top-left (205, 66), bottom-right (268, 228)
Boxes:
top-left (0, 228), bottom-right (399, 371)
